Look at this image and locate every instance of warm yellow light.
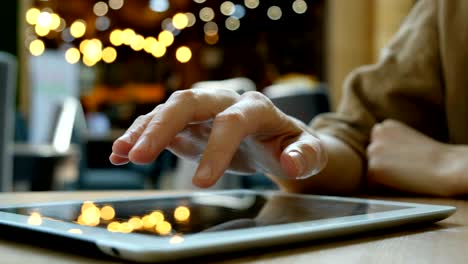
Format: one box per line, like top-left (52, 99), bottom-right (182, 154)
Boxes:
top-left (50, 14), bottom-right (61, 30)
top-left (158, 30), bottom-right (174, 47)
top-left (28, 212), bottom-right (43, 226)
top-left (68, 228), bottom-right (83, 234)
top-left (121, 28), bottom-right (136, 45)
top-left (130, 34), bottom-right (145, 51)
top-left (29, 39), bottom-right (45, 56)
top-left (143, 37), bottom-right (157, 53)
top-left (174, 206), bottom-right (190, 222)
top-left (36, 12), bottom-right (52, 29)
top-left (109, 29), bottom-right (123, 46)
top-left (35, 24), bottom-right (50, 37)
top-left (151, 42), bottom-right (166, 58)
top-left (102, 47), bottom-right (117, 63)
top-left (173, 13), bottom-right (189, 30)
top-left (81, 201), bottom-right (95, 213)
top-left (26, 8), bottom-right (40, 25)
top-left (204, 33), bottom-right (219, 45)
top-left (118, 222), bottom-right (134, 233)
top-left (81, 206), bottom-right (101, 226)
top-left (70, 20), bottom-right (86, 38)
top-left (128, 217), bottom-right (143, 230)
top-left (176, 46), bottom-right (192, 63)
top-left (83, 56), bottom-right (98, 67)
top-left (100, 205), bottom-right (116, 220)
top-left (82, 39), bottom-right (103, 61)
top-left (107, 221), bottom-right (120, 232)
top-left (155, 221), bottom-right (172, 235)
top-left (65, 47), bottom-right (80, 64)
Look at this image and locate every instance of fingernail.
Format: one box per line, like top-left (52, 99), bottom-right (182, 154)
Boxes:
top-left (195, 164), bottom-right (212, 180)
top-left (288, 150), bottom-right (305, 176)
top-left (118, 133), bottom-right (133, 144)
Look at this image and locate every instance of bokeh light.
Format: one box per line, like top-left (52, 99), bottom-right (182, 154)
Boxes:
top-left (174, 206), bottom-right (190, 222)
top-left (102, 47), bottom-right (117, 63)
top-left (109, 29), bottom-right (123, 46)
top-left (199, 7), bottom-right (215, 22)
top-left (173, 13), bottom-right (189, 30)
top-left (225, 17), bottom-right (240, 31)
top-left (292, 0), bottom-right (308, 14)
top-left (109, 0), bottom-right (124, 10)
top-left (176, 46), bottom-right (192, 63)
top-left (29, 39), bottom-right (45, 56)
top-left (70, 20), bottom-right (86, 38)
top-left (245, 0), bottom-right (260, 9)
top-left (100, 205), bottom-right (116, 220)
top-left (220, 1), bottom-right (235, 16)
top-left (26, 8), bottom-right (40, 25)
top-left (158, 30), bottom-right (174, 47)
top-left (93, 1), bottom-right (109, 16)
top-left (267, 6), bottom-right (282, 20)
top-left (65, 47), bottom-right (80, 64)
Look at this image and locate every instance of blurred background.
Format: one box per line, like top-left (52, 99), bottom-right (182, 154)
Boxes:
top-left (0, 0), bottom-right (415, 192)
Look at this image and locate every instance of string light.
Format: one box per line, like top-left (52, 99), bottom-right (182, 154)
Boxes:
top-left (26, 8), bottom-right (40, 25)
top-left (176, 46), bottom-right (192, 63)
top-left (173, 13), bottom-right (189, 30)
top-left (29, 39), bottom-right (45, 56)
top-left (65, 47), bottom-right (80, 64)
top-left (70, 20), bottom-right (86, 38)
top-left (158, 30), bottom-right (174, 47)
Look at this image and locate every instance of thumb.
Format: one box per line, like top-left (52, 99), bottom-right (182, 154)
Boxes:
top-left (280, 135), bottom-right (327, 179)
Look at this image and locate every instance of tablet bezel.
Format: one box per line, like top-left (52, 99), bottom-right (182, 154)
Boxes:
top-left (0, 190), bottom-right (455, 262)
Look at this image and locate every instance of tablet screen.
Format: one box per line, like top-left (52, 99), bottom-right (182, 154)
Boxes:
top-left (0, 192), bottom-right (408, 236)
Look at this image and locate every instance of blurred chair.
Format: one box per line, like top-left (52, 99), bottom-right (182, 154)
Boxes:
top-left (53, 97), bottom-right (173, 190)
top-left (0, 52), bottom-right (17, 192)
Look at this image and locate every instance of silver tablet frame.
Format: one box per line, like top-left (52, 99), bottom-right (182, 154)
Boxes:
top-left (0, 190), bottom-right (455, 262)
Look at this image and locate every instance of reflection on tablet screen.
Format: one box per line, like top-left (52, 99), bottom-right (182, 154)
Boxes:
top-left (0, 193), bottom-right (408, 237)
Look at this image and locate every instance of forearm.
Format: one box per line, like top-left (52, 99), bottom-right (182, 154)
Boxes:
top-left (271, 133), bottom-right (364, 195)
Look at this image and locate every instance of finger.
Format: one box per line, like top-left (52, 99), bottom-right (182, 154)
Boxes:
top-left (192, 94), bottom-right (271, 187)
top-left (128, 89), bottom-right (239, 164)
top-left (280, 133), bottom-right (327, 179)
top-left (109, 153), bottom-right (129, 165)
top-left (111, 113), bottom-right (154, 157)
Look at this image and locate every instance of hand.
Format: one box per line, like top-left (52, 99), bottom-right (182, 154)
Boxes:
top-left (110, 88), bottom-right (327, 188)
top-left (367, 119), bottom-right (466, 196)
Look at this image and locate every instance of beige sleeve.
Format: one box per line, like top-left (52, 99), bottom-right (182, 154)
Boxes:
top-left (311, 0), bottom-right (445, 160)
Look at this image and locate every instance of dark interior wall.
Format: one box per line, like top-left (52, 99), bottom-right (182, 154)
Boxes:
top-left (0, 1), bottom-right (18, 56)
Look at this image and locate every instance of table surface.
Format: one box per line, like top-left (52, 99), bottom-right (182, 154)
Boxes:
top-left (0, 191), bottom-right (467, 264)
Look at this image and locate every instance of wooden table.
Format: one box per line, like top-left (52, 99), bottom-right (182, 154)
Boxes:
top-left (0, 191), bottom-right (467, 264)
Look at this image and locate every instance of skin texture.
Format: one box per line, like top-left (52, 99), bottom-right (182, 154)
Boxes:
top-left (110, 88), bottom-right (362, 194)
top-left (367, 119), bottom-right (467, 197)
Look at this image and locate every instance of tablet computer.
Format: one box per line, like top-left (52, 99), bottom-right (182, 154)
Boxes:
top-left (0, 190), bottom-right (455, 262)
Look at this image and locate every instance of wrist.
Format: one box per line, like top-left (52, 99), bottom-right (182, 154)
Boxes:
top-left (438, 144), bottom-right (468, 196)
